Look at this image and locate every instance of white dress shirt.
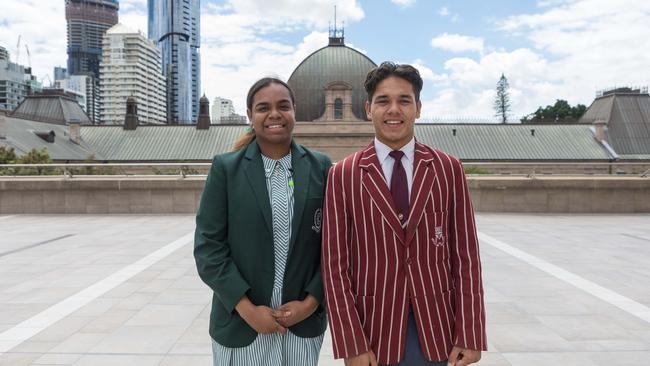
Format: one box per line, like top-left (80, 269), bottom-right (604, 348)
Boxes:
top-left (374, 137), bottom-right (415, 198)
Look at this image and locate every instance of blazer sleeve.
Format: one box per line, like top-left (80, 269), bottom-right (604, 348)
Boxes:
top-left (321, 162), bottom-right (370, 359)
top-left (303, 154), bottom-right (333, 305)
top-left (194, 155), bottom-right (251, 313)
top-left (448, 159), bottom-right (487, 351)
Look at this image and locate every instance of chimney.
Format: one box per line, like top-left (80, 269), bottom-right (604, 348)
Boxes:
top-left (196, 94), bottom-right (210, 130)
top-left (69, 122), bottom-right (81, 144)
top-left (593, 120), bottom-right (607, 142)
top-left (0, 113), bottom-right (6, 140)
top-left (452, 128), bottom-right (457, 136)
top-left (530, 129), bottom-right (535, 137)
top-left (124, 97), bottom-right (138, 130)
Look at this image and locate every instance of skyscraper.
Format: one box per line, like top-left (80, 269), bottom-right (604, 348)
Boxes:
top-left (99, 24), bottom-right (167, 125)
top-left (65, 0), bottom-right (119, 78)
top-left (148, 0), bottom-right (201, 124)
top-left (65, 0), bottom-right (118, 123)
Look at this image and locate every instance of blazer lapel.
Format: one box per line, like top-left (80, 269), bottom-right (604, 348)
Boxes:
top-left (243, 141), bottom-right (273, 236)
top-left (405, 143), bottom-right (437, 244)
top-left (288, 141), bottom-right (311, 259)
top-left (359, 143), bottom-right (406, 244)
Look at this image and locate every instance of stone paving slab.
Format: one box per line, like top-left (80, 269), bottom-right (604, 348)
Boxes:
top-left (0, 214), bottom-right (648, 365)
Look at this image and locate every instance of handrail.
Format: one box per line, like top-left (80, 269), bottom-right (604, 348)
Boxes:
top-left (0, 162), bottom-right (648, 178)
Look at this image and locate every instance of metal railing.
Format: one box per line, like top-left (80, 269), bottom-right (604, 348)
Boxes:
top-left (0, 162), bottom-right (649, 178)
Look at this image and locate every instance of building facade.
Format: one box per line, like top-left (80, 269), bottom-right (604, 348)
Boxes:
top-left (99, 24), bottom-right (167, 125)
top-left (0, 46), bottom-right (27, 112)
top-left (65, 0), bottom-right (119, 78)
top-left (210, 96), bottom-right (245, 123)
top-left (148, 0), bottom-right (201, 124)
top-left (55, 74), bottom-right (99, 123)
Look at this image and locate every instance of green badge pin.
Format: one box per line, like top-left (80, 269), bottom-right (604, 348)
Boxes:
top-left (288, 180), bottom-right (294, 187)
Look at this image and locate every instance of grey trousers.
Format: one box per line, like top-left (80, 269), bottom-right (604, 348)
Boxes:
top-left (384, 310), bottom-right (448, 366)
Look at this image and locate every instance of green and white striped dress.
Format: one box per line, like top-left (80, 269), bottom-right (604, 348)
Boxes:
top-left (212, 152), bottom-right (324, 366)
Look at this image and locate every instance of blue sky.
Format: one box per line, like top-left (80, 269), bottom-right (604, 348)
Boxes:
top-left (2, 0), bottom-right (649, 121)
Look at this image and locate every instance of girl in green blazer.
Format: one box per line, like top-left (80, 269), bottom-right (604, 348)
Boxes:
top-left (194, 78), bottom-right (331, 365)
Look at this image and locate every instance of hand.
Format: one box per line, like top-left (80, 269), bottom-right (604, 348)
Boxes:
top-left (448, 346), bottom-right (481, 366)
top-left (275, 295), bottom-right (319, 328)
top-left (344, 351), bottom-right (378, 366)
top-left (236, 296), bottom-right (287, 334)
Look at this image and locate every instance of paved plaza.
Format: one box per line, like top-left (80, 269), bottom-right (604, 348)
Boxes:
top-left (0, 213), bottom-right (649, 365)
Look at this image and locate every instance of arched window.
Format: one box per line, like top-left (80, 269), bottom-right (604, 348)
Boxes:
top-left (334, 98), bottom-right (343, 119)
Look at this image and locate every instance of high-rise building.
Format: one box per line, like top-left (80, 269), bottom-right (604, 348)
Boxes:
top-left (0, 46), bottom-right (27, 111)
top-left (99, 24), bottom-right (167, 125)
top-left (148, 0), bottom-right (201, 124)
top-left (66, 0), bottom-right (118, 123)
top-left (54, 66), bottom-right (68, 82)
top-left (211, 97), bottom-right (234, 123)
top-left (211, 96), bottom-right (246, 124)
top-left (65, 0), bottom-right (119, 78)
top-left (54, 73), bottom-right (99, 122)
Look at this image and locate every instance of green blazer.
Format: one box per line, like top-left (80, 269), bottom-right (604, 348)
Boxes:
top-left (194, 140), bottom-right (331, 347)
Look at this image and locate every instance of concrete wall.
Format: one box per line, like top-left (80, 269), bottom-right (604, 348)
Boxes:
top-left (1, 176), bottom-right (649, 214)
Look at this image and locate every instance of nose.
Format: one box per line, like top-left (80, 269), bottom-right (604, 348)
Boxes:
top-left (387, 101), bottom-right (400, 115)
top-left (269, 107), bottom-right (281, 119)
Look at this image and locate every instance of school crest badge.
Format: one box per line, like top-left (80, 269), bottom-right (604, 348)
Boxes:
top-left (312, 208), bottom-right (322, 233)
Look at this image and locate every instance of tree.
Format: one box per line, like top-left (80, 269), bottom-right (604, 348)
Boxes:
top-left (494, 73), bottom-right (511, 123)
top-left (521, 99), bottom-right (588, 123)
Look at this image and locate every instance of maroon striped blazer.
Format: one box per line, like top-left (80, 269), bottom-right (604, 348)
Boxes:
top-left (321, 141), bottom-right (486, 365)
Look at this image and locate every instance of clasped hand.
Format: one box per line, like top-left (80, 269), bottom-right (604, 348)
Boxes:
top-left (237, 295), bottom-right (319, 334)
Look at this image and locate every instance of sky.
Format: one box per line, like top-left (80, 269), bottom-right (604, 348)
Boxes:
top-left (1, 0), bottom-right (649, 122)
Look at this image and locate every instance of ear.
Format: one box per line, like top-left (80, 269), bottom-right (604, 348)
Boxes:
top-left (365, 100), bottom-right (371, 119)
top-left (415, 100), bottom-right (422, 119)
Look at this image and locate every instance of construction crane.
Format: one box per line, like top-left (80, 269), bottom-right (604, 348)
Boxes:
top-left (15, 35), bottom-right (21, 64)
top-left (25, 44), bottom-right (31, 68)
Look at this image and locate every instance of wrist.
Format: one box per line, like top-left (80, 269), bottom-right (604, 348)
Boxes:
top-left (235, 295), bottom-right (254, 318)
top-left (303, 294), bottom-right (319, 312)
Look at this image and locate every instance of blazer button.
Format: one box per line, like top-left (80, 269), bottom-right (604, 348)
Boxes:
top-left (405, 258), bottom-right (412, 265)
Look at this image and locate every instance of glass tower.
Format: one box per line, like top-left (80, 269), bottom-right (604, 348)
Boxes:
top-left (65, 0), bottom-right (119, 78)
top-left (148, 0), bottom-right (201, 124)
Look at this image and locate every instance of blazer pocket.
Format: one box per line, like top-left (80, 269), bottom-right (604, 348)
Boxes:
top-left (354, 295), bottom-right (375, 328)
top-left (213, 299), bottom-right (233, 326)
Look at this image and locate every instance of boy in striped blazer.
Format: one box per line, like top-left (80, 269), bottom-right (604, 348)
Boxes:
top-left (322, 62), bottom-right (486, 366)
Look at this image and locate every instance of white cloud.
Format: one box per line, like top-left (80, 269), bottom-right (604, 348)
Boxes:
top-left (0, 1), bottom-right (67, 82)
top-left (391, 0), bottom-right (416, 7)
top-left (438, 6), bottom-right (450, 16)
top-left (199, 0), bottom-right (365, 114)
top-left (430, 33), bottom-right (484, 53)
top-left (421, 0), bottom-right (650, 121)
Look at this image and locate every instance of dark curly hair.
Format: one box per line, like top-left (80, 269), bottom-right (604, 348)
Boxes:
top-left (364, 62), bottom-right (423, 102)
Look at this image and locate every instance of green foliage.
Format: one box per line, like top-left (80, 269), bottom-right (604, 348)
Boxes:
top-left (494, 73), bottom-right (512, 124)
top-left (464, 165), bottom-right (489, 175)
top-left (66, 154), bottom-right (116, 176)
top-left (0, 146), bottom-right (18, 164)
top-left (521, 99), bottom-right (587, 123)
top-left (0, 148), bottom-right (61, 175)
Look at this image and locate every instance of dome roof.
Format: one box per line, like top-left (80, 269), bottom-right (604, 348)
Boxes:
top-left (288, 43), bottom-right (377, 122)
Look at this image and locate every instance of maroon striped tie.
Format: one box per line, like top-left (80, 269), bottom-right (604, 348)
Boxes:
top-left (389, 150), bottom-right (409, 227)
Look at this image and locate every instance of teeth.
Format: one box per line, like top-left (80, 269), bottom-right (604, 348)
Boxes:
top-left (267, 124), bottom-right (283, 129)
top-left (385, 120), bottom-right (402, 125)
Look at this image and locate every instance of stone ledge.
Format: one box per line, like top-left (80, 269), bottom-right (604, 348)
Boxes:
top-left (1, 176), bottom-right (648, 213)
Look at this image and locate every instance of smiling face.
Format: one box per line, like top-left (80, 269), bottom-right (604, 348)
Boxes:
top-left (365, 76), bottom-right (422, 150)
top-left (247, 82), bottom-right (296, 149)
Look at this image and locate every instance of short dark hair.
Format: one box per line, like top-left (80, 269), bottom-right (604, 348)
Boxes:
top-left (364, 62), bottom-right (423, 102)
top-left (246, 77), bottom-right (296, 110)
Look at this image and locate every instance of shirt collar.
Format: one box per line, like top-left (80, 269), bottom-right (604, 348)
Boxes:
top-left (374, 137), bottom-right (415, 165)
top-left (261, 151), bottom-right (292, 178)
